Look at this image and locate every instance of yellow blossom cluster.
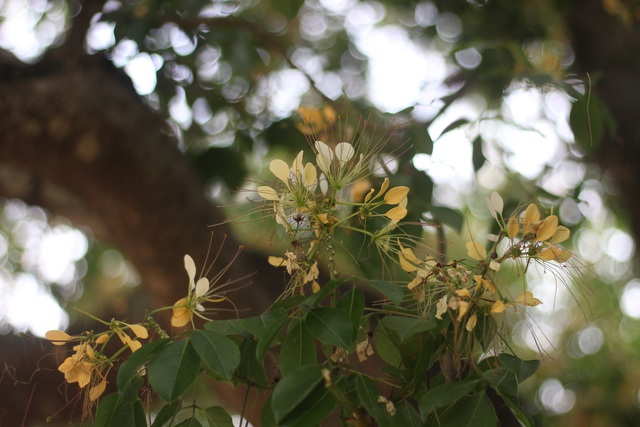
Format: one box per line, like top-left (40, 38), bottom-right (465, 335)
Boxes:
top-left (257, 139), bottom-right (410, 294)
top-left (46, 322), bottom-right (148, 401)
top-left (396, 192), bottom-right (572, 334)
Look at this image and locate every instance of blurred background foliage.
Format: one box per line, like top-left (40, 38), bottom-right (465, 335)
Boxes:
top-left (1, 0), bottom-right (639, 425)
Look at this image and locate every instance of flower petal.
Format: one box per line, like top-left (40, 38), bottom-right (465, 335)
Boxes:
top-left (465, 314), bottom-right (477, 332)
top-left (194, 277), bottom-right (210, 298)
top-left (315, 141), bottom-right (333, 174)
top-left (127, 324), bottom-right (149, 339)
top-left (466, 241), bottom-right (487, 260)
top-left (303, 163), bottom-right (317, 188)
top-left (385, 206), bottom-right (407, 222)
top-left (491, 300), bottom-right (506, 313)
top-left (268, 256), bottom-right (286, 267)
top-left (514, 291), bottom-right (542, 307)
top-left (269, 159), bottom-right (291, 187)
top-left (257, 185), bottom-right (280, 201)
top-left (384, 186), bottom-right (410, 205)
top-left (550, 226), bottom-right (570, 244)
top-left (535, 215), bottom-right (558, 242)
top-left (89, 379), bottom-right (107, 401)
top-left (46, 330), bottom-right (72, 345)
top-left (523, 204), bottom-right (541, 234)
top-left (507, 217), bottom-right (519, 240)
top-left (184, 255), bottom-right (196, 282)
top-left (487, 191), bottom-right (504, 219)
top-left (435, 295), bottom-right (448, 320)
top-left (335, 142), bottom-right (355, 164)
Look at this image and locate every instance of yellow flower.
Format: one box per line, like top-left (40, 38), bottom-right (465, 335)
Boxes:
top-left (466, 241), bottom-right (487, 260)
top-left (514, 291), bottom-right (542, 307)
top-left (535, 215), bottom-right (559, 242)
top-left (465, 313), bottom-right (478, 332)
top-left (522, 203), bottom-right (541, 235)
top-left (507, 217), bottom-right (519, 240)
top-left (170, 252), bottom-right (238, 328)
top-left (491, 300), bottom-right (506, 313)
top-left (46, 330), bottom-right (73, 345)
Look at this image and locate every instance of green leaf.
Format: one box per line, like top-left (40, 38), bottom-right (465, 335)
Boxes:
top-left (494, 390), bottom-right (535, 427)
top-left (305, 307), bottom-right (354, 349)
top-left (498, 353), bottom-right (540, 383)
top-left (256, 313), bottom-right (289, 361)
top-left (271, 365), bottom-right (338, 427)
top-left (151, 400), bottom-right (181, 427)
top-left (117, 338), bottom-right (171, 403)
top-left (280, 321), bottom-right (317, 375)
top-left (372, 328), bottom-right (401, 366)
top-left (204, 319), bottom-right (250, 337)
top-left (148, 339), bottom-right (201, 402)
top-left (174, 417), bottom-right (203, 427)
top-left (243, 308), bottom-right (288, 339)
top-left (380, 316), bottom-right (436, 343)
top-left (355, 374), bottom-right (391, 425)
top-left (392, 401), bottom-right (422, 427)
top-left (472, 135), bottom-right (485, 171)
top-left (336, 287), bottom-right (365, 338)
top-left (438, 392), bottom-right (497, 427)
top-left (302, 278), bottom-right (343, 311)
top-left (367, 280), bottom-right (403, 306)
top-left (430, 206), bottom-right (464, 233)
top-left (237, 338), bottom-right (268, 386)
top-left (483, 368), bottom-right (518, 395)
top-left (271, 295), bottom-right (305, 311)
top-left (261, 395), bottom-right (277, 427)
top-left (95, 393), bottom-right (146, 427)
top-left (203, 406), bottom-right (235, 427)
top-left (419, 379), bottom-right (478, 416)
top-left (189, 330), bottom-right (241, 381)
top-left (438, 118), bottom-right (469, 137)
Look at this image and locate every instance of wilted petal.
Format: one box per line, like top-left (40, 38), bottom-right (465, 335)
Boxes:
top-left (89, 379), bottom-right (107, 401)
top-left (377, 177), bottom-right (390, 199)
top-left (514, 291), bottom-right (542, 307)
top-left (491, 300), bottom-right (506, 313)
top-left (466, 241), bottom-right (487, 260)
top-left (335, 142), bottom-right (355, 164)
top-left (435, 295), bottom-right (448, 319)
top-left (465, 314), bottom-right (477, 332)
top-left (270, 159), bottom-right (291, 187)
top-left (384, 186), bottom-right (410, 205)
top-left (456, 289), bottom-right (472, 298)
top-left (535, 215), bottom-right (558, 242)
top-left (457, 301), bottom-right (470, 320)
top-left (550, 226), bottom-right (570, 244)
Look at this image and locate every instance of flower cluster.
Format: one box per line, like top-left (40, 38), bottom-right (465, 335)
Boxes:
top-left (46, 321), bottom-right (148, 403)
top-left (397, 192), bottom-right (573, 336)
top-left (257, 139), bottom-right (409, 295)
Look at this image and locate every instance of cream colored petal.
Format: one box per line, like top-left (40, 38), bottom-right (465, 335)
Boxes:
top-left (315, 141), bottom-right (333, 174)
top-left (184, 254), bottom-right (196, 282)
top-left (257, 185), bottom-right (280, 201)
top-left (194, 277), bottom-right (210, 298)
top-left (376, 177), bottom-right (390, 200)
top-left (466, 241), bottom-right (487, 260)
top-left (303, 163), bottom-right (317, 188)
top-left (456, 289), bottom-right (471, 298)
top-left (487, 191), bottom-right (504, 219)
top-left (538, 246), bottom-right (572, 263)
top-left (270, 159), bottom-right (291, 186)
top-left (489, 260), bottom-right (501, 271)
top-left (384, 186), bottom-right (410, 205)
top-left (435, 295), bottom-right (448, 319)
top-left (457, 301), bottom-right (470, 320)
top-left (268, 256), bottom-right (286, 267)
top-left (335, 142), bottom-right (355, 164)
top-left (291, 151), bottom-right (304, 179)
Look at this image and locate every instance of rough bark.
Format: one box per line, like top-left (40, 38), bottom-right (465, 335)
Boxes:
top-left (0, 51), bottom-right (278, 427)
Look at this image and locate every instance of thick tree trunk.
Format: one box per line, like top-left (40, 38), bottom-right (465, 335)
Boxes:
top-left (0, 53), bottom-right (277, 425)
top-left (567, 0), bottom-right (640, 237)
